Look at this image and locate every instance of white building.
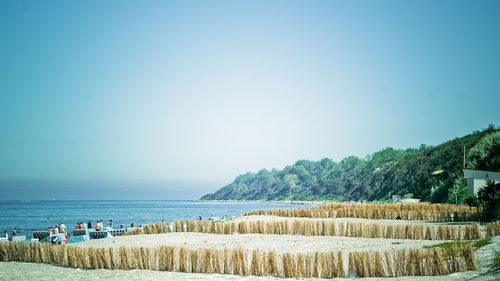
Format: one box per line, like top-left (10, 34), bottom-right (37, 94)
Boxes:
top-left (401, 198), bottom-right (421, 203)
top-left (463, 169), bottom-right (500, 195)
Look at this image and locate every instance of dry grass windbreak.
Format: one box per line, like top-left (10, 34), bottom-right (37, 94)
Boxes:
top-left (245, 203), bottom-right (480, 222)
top-left (127, 219), bottom-right (483, 241)
top-left (485, 221), bottom-right (500, 237)
top-left (0, 241), bottom-right (478, 278)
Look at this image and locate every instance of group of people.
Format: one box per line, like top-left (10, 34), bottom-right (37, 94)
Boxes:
top-left (5, 219), bottom-right (137, 240)
top-left (48, 223), bottom-right (66, 234)
top-left (74, 219), bottom-right (113, 231)
top-left (47, 219), bottom-right (116, 234)
top-left (3, 228), bottom-right (16, 239)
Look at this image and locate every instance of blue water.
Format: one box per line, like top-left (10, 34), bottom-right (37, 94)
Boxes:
top-left (0, 200), bottom-right (308, 238)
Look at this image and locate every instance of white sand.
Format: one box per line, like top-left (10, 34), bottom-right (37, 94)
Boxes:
top-left (74, 232), bottom-right (444, 253)
top-left (0, 262), bottom-right (300, 281)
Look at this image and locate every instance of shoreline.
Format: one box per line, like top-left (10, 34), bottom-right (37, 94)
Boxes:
top-left (195, 199), bottom-right (318, 205)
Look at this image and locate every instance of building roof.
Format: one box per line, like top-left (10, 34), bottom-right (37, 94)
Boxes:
top-left (463, 169), bottom-right (500, 180)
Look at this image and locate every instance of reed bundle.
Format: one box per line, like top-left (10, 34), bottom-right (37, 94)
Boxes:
top-left (191, 249), bottom-right (200, 272)
top-left (282, 252), bottom-right (294, 278)
top-left (17, 242), bottom-right (28, 262)
top-left (32, 242), bottom-right (42, 263)
top-left (312, 252), bottom-right (319, 277)
top-left (98, 247), bottom-right (111, 269)
top-left (87, 247), bottom-right (97, 268)
top-left (118, 246), bottom-right (130, 269)
top-left (0, 242), bottom-right (8, 261)
top-left (140, 247), bottom-right (151, 270)
top-left (158, 246), bottom-right (168, 271)
top-left (485, 221), bottom-right (500, 237)
top-left (131, 247), bottom-right (141, 269)
top-left (267, 250), bottom-right (279, 275)
top-left (462, 244), bottom-right (477, 270)
top-left (56, 244), bottom-right (66, 266)
top-left (108, 247), bottom-right (116, 269)
top-left (65, 246), bottom-right (75, 267)
top-left (250, 249), bottom-right (263, 276)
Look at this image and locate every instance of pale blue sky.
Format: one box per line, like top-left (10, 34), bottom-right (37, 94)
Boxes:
top-left (0, 0), bottom-right (499, 199)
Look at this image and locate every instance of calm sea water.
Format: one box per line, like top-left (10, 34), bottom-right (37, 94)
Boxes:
top-left (0, 200), bottom-right (308, 238)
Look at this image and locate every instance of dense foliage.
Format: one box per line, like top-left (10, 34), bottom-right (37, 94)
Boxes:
top-left (476, 179), bottom-right (500, 222)
top-left (201, 126), bottom-right (499, 202)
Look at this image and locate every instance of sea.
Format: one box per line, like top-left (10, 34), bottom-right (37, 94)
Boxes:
top-left (0, 200), bottom-right (309, 238)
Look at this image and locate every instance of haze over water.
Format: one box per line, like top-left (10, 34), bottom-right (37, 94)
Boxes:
top-left (0, 1), bottom-right (499, 200)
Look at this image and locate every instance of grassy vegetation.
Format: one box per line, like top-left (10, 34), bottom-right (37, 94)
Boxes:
top-left (424, 238), bottom-right (492, 252)
top-left (472, 238), bottom-right (493, 249)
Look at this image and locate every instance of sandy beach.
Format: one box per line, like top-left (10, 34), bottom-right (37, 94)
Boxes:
top-left (75, 232), bottom-right (444, 253)
top-left (1, 213), bottom-right (498, 280)
top-left (1, 234), bottom-right (499, 281)
top-left (1, 228), bottom-right (499, 280)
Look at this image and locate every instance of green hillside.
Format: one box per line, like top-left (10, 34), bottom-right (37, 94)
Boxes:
top-left (201, 125), bottom-right (499, 202)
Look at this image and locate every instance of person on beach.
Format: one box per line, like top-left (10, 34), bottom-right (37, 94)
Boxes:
top-left (60, 222), bottom-right (66, 233)
top-left (3, 231), bottom-right (7, 239)
top-left (65, 233), bottom-right (70, 244)
top-left (54, 225), bottom-right (59, 234)
top-left (96, 221), bottom-right (100, 231)
top-left (88, 221), bottom-right (92, 229)
top-left (12, 228), bottom-right (17, 237)
top-left (109, 219), bottom-right (113, 228)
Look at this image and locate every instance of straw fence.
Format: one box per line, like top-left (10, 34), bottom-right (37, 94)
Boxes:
top-left (0, 241), bottom-right (477, 277)
top-left (128, 220), bottom-right (487, 241)
top-left (485, 221), bottom-right (500, 237)
top-left (245, 203), bottom-right (480, 222)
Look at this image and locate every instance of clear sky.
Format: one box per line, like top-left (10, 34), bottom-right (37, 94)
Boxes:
top-left (1, 0), bottom-right (499, 200)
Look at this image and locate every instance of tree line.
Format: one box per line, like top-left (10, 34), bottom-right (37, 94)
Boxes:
top-left (201, 125), bottom-right (499, 220)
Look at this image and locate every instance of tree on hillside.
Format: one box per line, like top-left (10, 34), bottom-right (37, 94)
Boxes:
top-left (467, 130), bottom-right (500, 172)
top-left (477, 179), bottom-right (500, 221)
top-left (447, 177), bottom-right (470, 205)
top-left (284, 174), bottom-right (298, 199)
